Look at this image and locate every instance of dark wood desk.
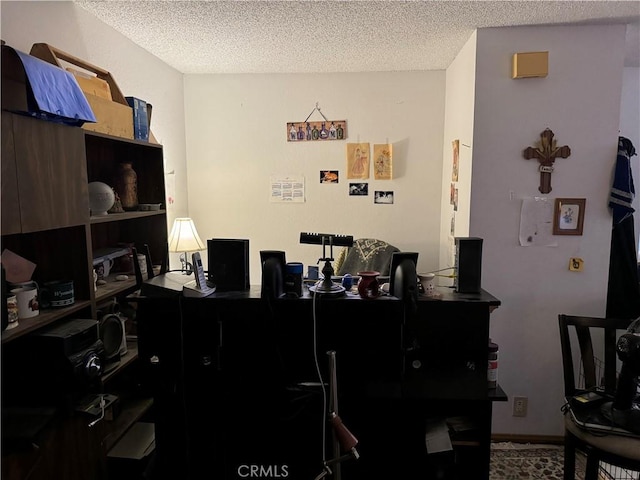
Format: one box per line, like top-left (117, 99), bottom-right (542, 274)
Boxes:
top-left (135, 275), bottom-right (505, 479)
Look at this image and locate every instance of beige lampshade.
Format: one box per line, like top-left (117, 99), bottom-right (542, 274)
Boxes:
top-left (168, 218), bottom-right (206, 253)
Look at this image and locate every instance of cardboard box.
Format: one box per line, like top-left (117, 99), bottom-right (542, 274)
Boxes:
top-left (126, 97), bottom-right (149, 141)
top-left (67, 69), bottom-right (133, 139)
top-left (29, 43), bottom-right (135, 140)
top-left (67, 68), bottom-right (112, 100)
top-left (82, 93), bottom-right (134, 139)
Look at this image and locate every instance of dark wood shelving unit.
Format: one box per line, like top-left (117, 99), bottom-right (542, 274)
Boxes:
top-left (135, 285), bottom-right (506, 480)
top-left (1, 112), bottom-right (167, 480)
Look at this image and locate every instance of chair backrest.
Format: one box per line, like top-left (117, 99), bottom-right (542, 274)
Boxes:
top-left (335, 238), bottom-right (400, 276)
top-left (558, 314), bottom-right (632, 398)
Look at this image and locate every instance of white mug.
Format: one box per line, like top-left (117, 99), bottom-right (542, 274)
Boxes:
top-left (10, 286), bottom-right (39, 319)
top-left (137, 254), bottom-right (148, 280)
top-left (8, 280), bottom-right (38, 291)
top-left (6, 295), bottom-right (19, 329)
top-left (96, 258), bottom-right (115, 280)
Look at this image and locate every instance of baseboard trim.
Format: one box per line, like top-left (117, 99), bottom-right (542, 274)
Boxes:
top-left (491, 433), bottom-right (565, 445)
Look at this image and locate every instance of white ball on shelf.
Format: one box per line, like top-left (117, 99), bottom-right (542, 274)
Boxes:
top-left (88, 181), bottom-right (115, 216)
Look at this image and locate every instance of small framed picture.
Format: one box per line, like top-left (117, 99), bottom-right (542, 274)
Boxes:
top-left (374, 191), bottom-right (394, 204)
top-left (349, 183), bottom-right (368, 196)
top-left (553, 198), bottom-right (585, 235)
top-left (320, 170), bottom-right (339, 183)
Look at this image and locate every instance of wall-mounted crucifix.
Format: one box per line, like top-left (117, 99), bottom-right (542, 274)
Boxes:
top-left (523, 128), bottom-right (571, 194)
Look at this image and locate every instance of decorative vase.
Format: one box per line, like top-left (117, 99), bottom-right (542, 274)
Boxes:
top-left (115, 161), bottom-right (138, 211)
top-left (357, 271), bottom-right (380, 299)
top-left (418, 273), bottom-right (436, 297)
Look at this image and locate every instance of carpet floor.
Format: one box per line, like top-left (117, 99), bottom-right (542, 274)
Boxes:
top-left (490, 443), bottom-right (586, 480)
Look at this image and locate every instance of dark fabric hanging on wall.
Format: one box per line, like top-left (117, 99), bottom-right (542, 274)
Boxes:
top-left (606, 137), bottom-right (640, 319)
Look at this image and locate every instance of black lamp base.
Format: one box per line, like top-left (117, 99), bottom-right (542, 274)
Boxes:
top-left (309, 259), bottom-right (345, 296)
top-left (309, 281), bottom-right (345, 296)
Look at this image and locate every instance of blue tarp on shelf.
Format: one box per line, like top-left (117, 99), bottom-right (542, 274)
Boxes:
top-left (3, 46), bottom-right (96, 126)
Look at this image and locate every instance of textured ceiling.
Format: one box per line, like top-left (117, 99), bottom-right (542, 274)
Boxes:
top-left (75, 0), bottom-right (640, 74)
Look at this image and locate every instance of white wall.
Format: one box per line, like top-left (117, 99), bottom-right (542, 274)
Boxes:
top-left (183, 72), bottom-right (446, 278)
top-left (470, 25), bottom-right (627, 436)
top-left (620, 68), bottom-right (640, 148)
top-left (439, 31), bottom-right (477, 286)
top-left (620, 67), bottom-right (640, 247)
top-left (0, 1), bottom-right (188, 221)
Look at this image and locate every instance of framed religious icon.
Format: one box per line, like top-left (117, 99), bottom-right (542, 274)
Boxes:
top-left (553, 198), bottom-right (585, 235)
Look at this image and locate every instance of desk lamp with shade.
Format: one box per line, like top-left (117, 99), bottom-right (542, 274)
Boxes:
top-left (168, 217), bottom-right (206, 275)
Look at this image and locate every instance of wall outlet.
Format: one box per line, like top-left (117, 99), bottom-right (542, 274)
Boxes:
top-left (513, 396), bottom-right (528, 417)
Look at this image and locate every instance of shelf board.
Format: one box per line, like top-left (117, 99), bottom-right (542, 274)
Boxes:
top-left (84, 130), bottom-right (163, 149)
top-left (1, 300), bottom-right (93, 344)
top-left (451, 440), bottom-right (482, 447)
top-left (104, 396), bottom-right (154, 453)
top-left (488, 384), bottom-right (508, 402)
top-left (90, 210), bottom-right (166, 224)
top-left (101, 342), bottom-right (139, 384)
top-left (95, 277), bottom-right (139, 302)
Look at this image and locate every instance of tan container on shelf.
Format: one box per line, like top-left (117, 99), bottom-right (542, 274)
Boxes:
top-left (82, 93), bottom-right (134, 138)
top-left (30, 43), bottom-right (135, 140)
top-left (67, 67), bottom-right (112, 100)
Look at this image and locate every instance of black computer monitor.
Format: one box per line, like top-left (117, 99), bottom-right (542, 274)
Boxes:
top-left (389, 252), bottom-right (419, 301)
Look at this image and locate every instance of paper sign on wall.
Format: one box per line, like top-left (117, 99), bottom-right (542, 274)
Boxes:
top-left (270, 175), bottom-right (305, 203)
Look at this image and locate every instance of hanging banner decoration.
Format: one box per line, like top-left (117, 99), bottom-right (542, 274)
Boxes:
top-left (287, 103), bottom-right (347, 142)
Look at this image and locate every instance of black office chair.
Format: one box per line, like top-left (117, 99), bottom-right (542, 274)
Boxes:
top-left (558, 314), bottom-right (640, 480)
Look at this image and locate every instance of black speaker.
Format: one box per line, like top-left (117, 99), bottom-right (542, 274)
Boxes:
top-left (389, 252), bottom-right (419, 301)
top-left (454, 237), bottom-right (483, 293)
top-left (99, 313), bottom-right (125, 363)
top-left (260, 250), bottom-right (286, 299)
top-left (207, 239), bottom-right (250, 291)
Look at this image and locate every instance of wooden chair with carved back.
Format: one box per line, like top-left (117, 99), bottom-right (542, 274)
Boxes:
top-left (558, 314), bottom-right (640, 480)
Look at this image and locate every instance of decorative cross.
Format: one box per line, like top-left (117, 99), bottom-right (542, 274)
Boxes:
top-left (523, 128), bottom-right (571, 194)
